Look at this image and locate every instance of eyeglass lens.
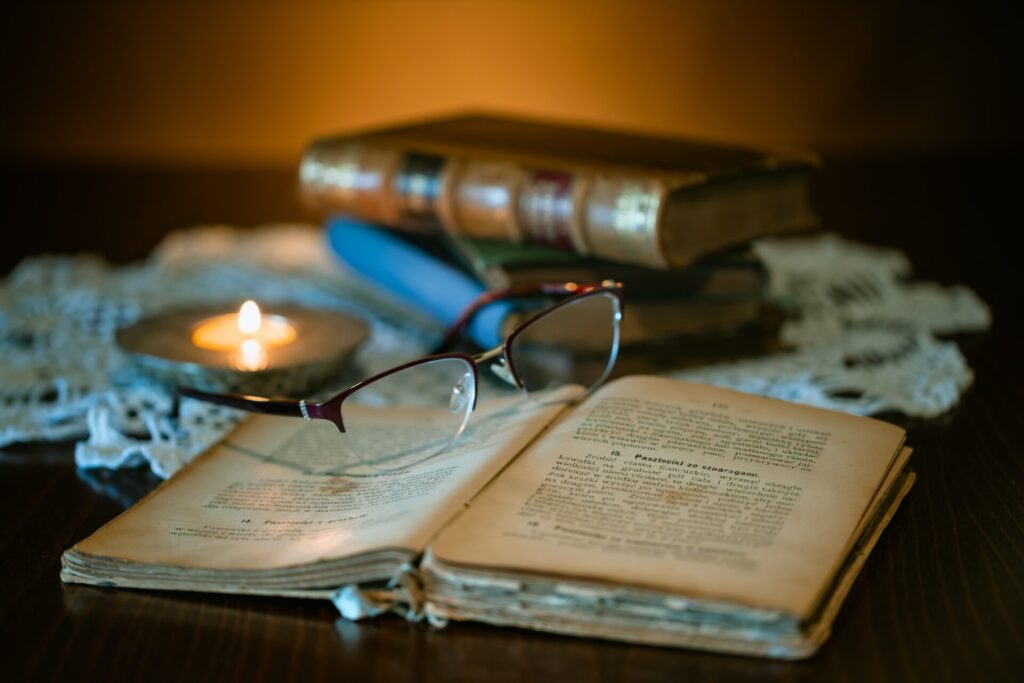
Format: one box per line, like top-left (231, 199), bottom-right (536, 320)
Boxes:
top-left (508, 291), bottom-right (620, 404)
top-left (341, 357), bottom-right (476, 471)
top-left (335, 291), bottom-right (618, 471)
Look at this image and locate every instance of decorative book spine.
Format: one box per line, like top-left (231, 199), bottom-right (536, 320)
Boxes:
top-left (438, 160), bottom-right (524, 241)
top-left (301, 140), bottom-right (672, 268)
top-left (516, 170), bottom-right (590, 255)
top-left (581, 178), bottom-right (669, 268)
top-left (299, 142), bottom-right (404, 226)
top-left (391, 152), bottom-right (448, 229)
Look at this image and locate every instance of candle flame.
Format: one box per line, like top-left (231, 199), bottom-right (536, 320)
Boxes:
top-left (238, 300), bottom-right (262, 335)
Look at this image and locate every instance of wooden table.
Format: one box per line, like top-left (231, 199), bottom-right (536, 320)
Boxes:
top-left (1, 156), bottom-right (1021, 682)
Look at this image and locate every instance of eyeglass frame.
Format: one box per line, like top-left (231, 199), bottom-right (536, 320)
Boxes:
top-left (175, 280), bottom-right (624, 435)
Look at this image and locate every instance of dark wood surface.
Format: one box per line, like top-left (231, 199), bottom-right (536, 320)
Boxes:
top-left (1, 155), bottom-right (1021, 682)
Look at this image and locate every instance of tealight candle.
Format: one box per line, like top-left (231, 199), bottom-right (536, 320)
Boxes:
top-left (191, 300), bottom-right (297, 351)
top-left (116, 302), bottom-right (368, 396)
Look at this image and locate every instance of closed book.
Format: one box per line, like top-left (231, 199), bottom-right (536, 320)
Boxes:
top-left (300, 113), bottom-right (819, 269)
top-left (326, 218), bottom-right (511, 349)
top-left (443, 235), bottom-right (768, 300)
top-left (442, 235), bottom-right (777, 346)
top-left (327, 218), bottom-right (775, 348)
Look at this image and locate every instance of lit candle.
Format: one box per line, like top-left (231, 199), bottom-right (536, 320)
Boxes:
top-left (191, 300), bottom-right (297, 354)
top-left (118, 301), bottom-right (368, 395)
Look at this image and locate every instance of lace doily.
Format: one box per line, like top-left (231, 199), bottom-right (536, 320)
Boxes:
top-left (0, 227), bottom-right (990, 478)
top-left (671, 235), bottom-right (990, 416)
top-left (0, 225), bottom-right (438, 477)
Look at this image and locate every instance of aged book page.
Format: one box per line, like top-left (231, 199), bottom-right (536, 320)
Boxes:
top-left (70, 392), bottom-right (568, 574)
top-left (420, 463), bottom-right (913, 659)
top-left (427, 376), bottom-right (906, 618)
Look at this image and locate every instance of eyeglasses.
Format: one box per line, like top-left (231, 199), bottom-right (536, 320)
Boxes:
top-left (178, 281), bottom-right (623, 472)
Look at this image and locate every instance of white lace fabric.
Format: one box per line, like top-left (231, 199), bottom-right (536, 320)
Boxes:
top-left (0, 227), bottom-right (990, 478)
top-left (0, 225), bottom-right (436, 477)
top-left (673, 235), bottom-right (991, 416)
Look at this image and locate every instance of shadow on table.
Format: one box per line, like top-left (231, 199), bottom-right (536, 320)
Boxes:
top-left (57, 584), bottom-right (815, 682)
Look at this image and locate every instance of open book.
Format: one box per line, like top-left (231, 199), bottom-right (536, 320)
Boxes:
top-left (62, 376), bottom-right (913, 659)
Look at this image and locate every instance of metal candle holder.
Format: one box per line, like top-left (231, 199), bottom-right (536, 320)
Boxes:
top-left (115, 306), bottom-right (369, 397)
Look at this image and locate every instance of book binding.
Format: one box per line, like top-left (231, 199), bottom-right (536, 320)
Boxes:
top-left (299, 115), bottom-right (818, 269)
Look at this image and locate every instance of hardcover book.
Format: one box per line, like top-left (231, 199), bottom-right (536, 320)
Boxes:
top-left (300, 113), bottom-right (819, 269)
top-left (62, 375), bottom-right (912, 659)
top-left (441, 233), bottom-right (768, 298)
top-left (327, 218), bottom-right (779, 348)
top-left (442, 234), bottom-right (780, 344)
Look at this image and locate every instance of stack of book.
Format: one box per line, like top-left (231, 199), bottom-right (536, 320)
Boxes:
top-left (300, 113), bottom-right (819, 352)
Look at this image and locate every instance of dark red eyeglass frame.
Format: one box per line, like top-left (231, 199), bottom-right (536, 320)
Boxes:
top-left (176, 280), bottom-right (623, 433)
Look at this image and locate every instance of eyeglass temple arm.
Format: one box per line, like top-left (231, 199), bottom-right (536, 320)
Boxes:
top-left (174, 386), bottom-right (309, 419)
top-left (433, 281), bottom-right (607, 353)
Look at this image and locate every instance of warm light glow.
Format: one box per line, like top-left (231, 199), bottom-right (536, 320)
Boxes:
top-left (238, 300), bottom-right (261, 334)
top-left (192, 301), bottom-right (297, 354)
top-left (237, 338), bottom-right (269, 371)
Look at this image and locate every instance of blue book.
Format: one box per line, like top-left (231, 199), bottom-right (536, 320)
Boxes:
top-left (326, 217), bottom-right (513, 349)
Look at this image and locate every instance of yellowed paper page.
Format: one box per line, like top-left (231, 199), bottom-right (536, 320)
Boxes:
top-left (75, 392), bottom-right (567, 571)
top-left (428, 376), bottom-right (905, 617)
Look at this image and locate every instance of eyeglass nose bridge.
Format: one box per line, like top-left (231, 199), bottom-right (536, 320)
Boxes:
top-left (472, 344), bottom-right (522, 389)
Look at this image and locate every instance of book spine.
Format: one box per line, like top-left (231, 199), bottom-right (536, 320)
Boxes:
top-left (302, 139), bottom-right (671, 268)
top-left (392, 152), bottom-right (448, 229)
top-left (438, 160), bottom-right (523, 241)
top-left (299, 142), bottom-right (405, 226)
top-left (581, 177), bottom-right (669, 268)
top-left (516, 170), bottom-right (591, 256)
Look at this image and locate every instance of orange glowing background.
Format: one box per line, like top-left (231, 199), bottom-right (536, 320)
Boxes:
top-left (0, 1), bottom-right (1017, 165)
